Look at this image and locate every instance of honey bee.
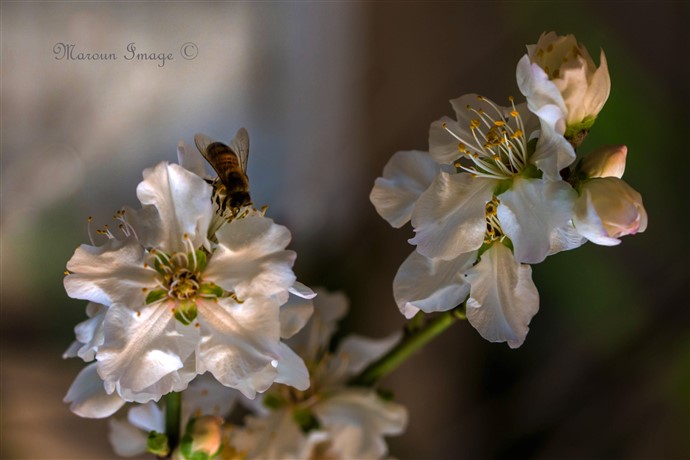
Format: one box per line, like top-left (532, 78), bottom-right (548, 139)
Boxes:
top-left (194, 127), bottom-right (251, 214)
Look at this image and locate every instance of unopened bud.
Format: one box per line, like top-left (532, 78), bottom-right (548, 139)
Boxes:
top-left (580, 145), bottom-right (627, 179)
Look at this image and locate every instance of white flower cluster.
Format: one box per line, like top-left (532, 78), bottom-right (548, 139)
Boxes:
top-left (63, 131), bottom-right (407, 459)
top-left (371, 32), bottom-right (647, 348)
top-left (102, 291), bottom-right (407, 459)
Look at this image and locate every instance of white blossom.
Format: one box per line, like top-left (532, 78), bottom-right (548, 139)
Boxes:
top-left (64, 161), bottom-right (308, 403)
top-left (229, 290), bottom-right (408, 459)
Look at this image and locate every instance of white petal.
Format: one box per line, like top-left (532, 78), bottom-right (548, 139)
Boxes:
top-left (64, 237), bottom-right (157, 306)
top-left (108, 418), bottom-right (149, 457)
top-left (73, 303), bottom-right (107, 362)
top-left (287, 289), bottom-right (348, 363)
top-left (97, 302), bottom-right (196, 395)
top-left (289, 281), bottom-right (317, 299)
top-left (548, 220), bottom-right (587, 255)
top-left (497, 178), bottom-right (577, 264)
top-left (326, 332), bottom-right (401, 384)
top-left (128, 401), bottom-right (165, 432)
top-left (428, 116), bottom-right (462, 165)
top-left (182, 374), bottom-right (241, 420)
top-left (313, 388), bottom-right (408, 459)
top-left (410, 172), bottom-right (494, 260)
top-left (370, 150), bottom-right (439, 228)
top-left (64, 363), bottom-right (126, 418)
top-left (273, 342), bottom-right (310, 391)
top-left (196, 297), bottom-right (281, 398)
top-left (280, 292), bottom-right (315, 339)
top-left (136, 162), bottom-right (213, 253)
top-left (583, 50), bottom-right (610, 121)
top-left (177, 140), bottom-right (208, 178)
top-left (516, 55), bottom-right (567, 122)
top-left (204, 214), bottom-right (296, 300)
top-left (232, 410), bottom-right (306, 459)
top-left (393, 250), bottom-right (473, 318)
top-left (466, 244), bottom-right (539, 348)
top-left (528, 105), bottom-right (576, 180)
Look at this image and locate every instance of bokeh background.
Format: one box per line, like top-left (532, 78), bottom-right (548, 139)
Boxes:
top-left (1, 2), bottom-right (688, 459)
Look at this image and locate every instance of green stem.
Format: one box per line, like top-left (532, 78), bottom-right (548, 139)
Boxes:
top-left (349, 304), bottom-right (466, 387)
top-left (165, 391), bottom-right (182, 455)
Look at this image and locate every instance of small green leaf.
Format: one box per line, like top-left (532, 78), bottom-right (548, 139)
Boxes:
top-left (146, 289), bottom-right (167, 305)
top-left (146, 431), bottom-right (170, 457)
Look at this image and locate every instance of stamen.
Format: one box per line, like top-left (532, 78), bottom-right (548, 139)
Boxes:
top-left (86, 216), bottom-right (95, 246)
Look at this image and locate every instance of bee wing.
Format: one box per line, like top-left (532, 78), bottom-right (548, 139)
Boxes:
top-left (194, 133), bottom-right (215, 157)
top-left (229, 127), bottom-right (250, 174)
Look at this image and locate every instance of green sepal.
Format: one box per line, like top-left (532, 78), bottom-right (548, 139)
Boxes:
top-left (493, 179), bottom-right (512, 197)
top-left (525, 137), bottom-right (538, 159)
top-left (263, 392), bottom-right (286, 410)
top-left (146, 289), bottom-right (168, 305)
top-left (500, 237), bottom-right (514, 252)
top-left (146, 431), bottom-right (170, 457)
top-left (293, 408), bottom-right (320, 434)
top-left (519, 163), bottom-right (541, 180)
top-left (565, 115), bottom-right (596, 139)
top-left (199, 283), bottom-right (224, 298)
top-left (153, 252), bottom-right (173, 276)
top-left (190, 249), bottom-right (208, 273)
top-left (174, 300), bottom-right (198, 325)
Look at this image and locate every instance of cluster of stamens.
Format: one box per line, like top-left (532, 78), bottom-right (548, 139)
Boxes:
top-left (445, 96), bottom-right (528, 180)
top-left (86, 210), bottom-right (138, 246)
top-left (142, 234), bottom-right (238, 325)
top-left (484, 197), bottom-right (504, 244)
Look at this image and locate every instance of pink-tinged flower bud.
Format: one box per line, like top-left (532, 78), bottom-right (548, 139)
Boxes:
top-left (174, 415), bottom-right (224, 460)
top-left (574, 177), bottom-right (647, 246)
top-left (580, 145), bottom-right (627, 179)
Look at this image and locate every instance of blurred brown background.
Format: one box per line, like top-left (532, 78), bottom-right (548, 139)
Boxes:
top-left (1, 2), bottom-right (688, 459)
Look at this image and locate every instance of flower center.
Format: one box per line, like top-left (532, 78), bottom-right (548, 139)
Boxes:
top-left (444, 96), bottom-right (528, 180)
top-left (144, 234), bottom-right (227, 325)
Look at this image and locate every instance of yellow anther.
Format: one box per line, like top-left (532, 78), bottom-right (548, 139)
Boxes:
top-left (454, 161), bottom-right (462, 169)
top-left (511, 129), bottom-right (523, 139)
top-left (442, 122), bottom-right (447, 129)
top-left (477, 95), bottom-right (484, 101)
top-left (536, 48), bottom-right (544, 58)
top-left (87, 216), bottom-right (93, 222)
top-left (508, 96), bottom-right (514, 102)
top-left (457, 143), bottom-right (466, 152)
top-left (510, 110), bottom-right (519, 118)
top-left (470, 119), bottom-right (480, 129)
top-left (63, 270), bottom-right (69, 275)
top-left (494, 120), bottom-right (505, 127)
top-left (492, 155), bottom-right (500, 162)
top-left (183, 233), bottom-right (189, 239)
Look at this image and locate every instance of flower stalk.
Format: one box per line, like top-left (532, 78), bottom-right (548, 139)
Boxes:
top-left (349, 303), bottom-right (467, 387)
top-left (164, 391), bottom-right (182, 456)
